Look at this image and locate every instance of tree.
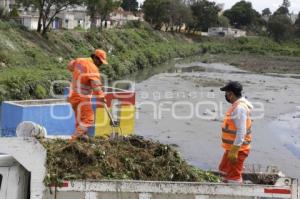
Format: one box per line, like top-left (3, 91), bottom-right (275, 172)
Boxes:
top-left (190, 0), bottom-right (220, 31)
top-left (86, 0), bottom-right (120, 30)
top-left (218, 15), bottom-right (230, 27)
top-left (144, 0), bottom-right (211, 33)
top-left (143, 0), bottom-right (171, 30)
top-left (143, 0), bottom-right (191, 31)
top-left (121, 0), bottom-right (138, 13)
top-left (294, 12), bottom-right (300, 36)
top-left (9, 7), bottom-right (19, 18)
top-left (18, 0), bottom-right (82, 35)
top-left (262, 8), bottom-right (271, 17)
top-left (86, 0), bottom-right (103, 29)
top-left (273, 6), bottom-right (289, 16)
top-left (99, 0), bottom-right (119, 29)
top-left (282, 0), bottom-right (291, 8)
top-left (295, 12), bottom-right (300, 25)
top-left (268, 14), bottom-right (293, 41)
top-left (177, 2), bottom-right (193, 32)
top-left (223, 1), bottom-right (260, 29)
top-left (166, 0), bottom-right (190, 32)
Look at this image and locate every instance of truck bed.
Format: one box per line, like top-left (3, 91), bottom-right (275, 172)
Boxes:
top-left (0, 138), bottom-right (298, 199)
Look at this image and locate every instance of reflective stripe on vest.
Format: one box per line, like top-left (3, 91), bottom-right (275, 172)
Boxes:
top-left (72, 80), bottom-right (92, 95)
top-left (221, 101), bottom-right (252, 151)
top-left (222, 138), bottom-right (251, 145)
top-left (222, 126), bottom-right (252, 135)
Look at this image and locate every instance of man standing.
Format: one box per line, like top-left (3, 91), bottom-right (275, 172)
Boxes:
top-left (67, 49), bottom-right (108, 142)
top-left (219, 81), bottom-right (253, 183)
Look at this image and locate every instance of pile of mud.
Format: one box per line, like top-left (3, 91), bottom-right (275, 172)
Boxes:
top-left (40, 136), bottom-right (220, 185)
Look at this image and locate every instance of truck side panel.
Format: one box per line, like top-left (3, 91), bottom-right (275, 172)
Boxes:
top-left (45, 180), bottom-right (298, 199)
top-left (45, 191), bottom-right (256, 199)
top-left (45, 192), bottom-right (140, 199)
top-left (45, 192), bottom-right (85, 199)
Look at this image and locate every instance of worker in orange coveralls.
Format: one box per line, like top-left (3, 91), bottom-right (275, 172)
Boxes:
top-left (219, 81), bottom-right (253, 183)
top-left (67, 49), bottom-right (108, 142)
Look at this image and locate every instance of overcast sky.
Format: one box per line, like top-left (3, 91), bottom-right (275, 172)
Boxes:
top-left (137, 0), bottom-right (300, 14)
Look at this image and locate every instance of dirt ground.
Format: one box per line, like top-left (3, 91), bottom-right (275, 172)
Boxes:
top-left (135, 59), bottom-right (300, 179)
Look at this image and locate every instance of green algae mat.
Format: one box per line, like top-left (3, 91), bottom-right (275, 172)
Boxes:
top-left (40, 136), bottom-right (220, 185)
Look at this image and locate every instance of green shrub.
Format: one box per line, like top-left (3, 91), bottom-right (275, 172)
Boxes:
top-left (237, 37), bottom-right (249, 45)
top-left (34, 85), bottom-right (47, 99)
top-left (25, 50), bottom-right (36, 58)
top-left (0, 85), bottom-right (7, 102)
top-left (0, 50), bottom-right (8, 64)
top-left (124, 20), bottom-right (151, 30)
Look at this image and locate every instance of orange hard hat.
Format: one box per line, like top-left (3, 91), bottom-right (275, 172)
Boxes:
top-left (94, 49), bottom-right (108, 65)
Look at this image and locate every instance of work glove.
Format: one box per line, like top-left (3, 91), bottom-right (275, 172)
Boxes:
top-left (228, 145), bottom-right (240, 163)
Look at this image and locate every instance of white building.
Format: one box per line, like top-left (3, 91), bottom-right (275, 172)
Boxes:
top-left (208, 27), bottom-right (246, 37)
top-left (21, 15), bottom-right (39, 30)
top-left (2, 0), bottom-right (144, 30)
top-left (109, 7), bottom-right (142, 27)
top-left (16, 5), bottom-right (94, 30)
top-left (55, 6), bottom-right (92, 30)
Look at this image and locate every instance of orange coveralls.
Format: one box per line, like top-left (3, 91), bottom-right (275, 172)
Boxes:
top-left (67, 58), bottom-right (105, 139)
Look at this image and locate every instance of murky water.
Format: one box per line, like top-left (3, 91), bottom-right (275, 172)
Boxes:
top-left (125, 60), bottom-right (177, 82)
top-left (269, 111), bottom-right (300, 159)
top-left (135, 60), bottom-right (300, 178)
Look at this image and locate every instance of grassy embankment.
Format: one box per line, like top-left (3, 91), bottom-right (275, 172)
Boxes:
top-left (197, 37), bottom-right (300, 74)
top-left (1, 20), bottom-right (300, 102)
top-left (0, 21), bottom-right (200, 101)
